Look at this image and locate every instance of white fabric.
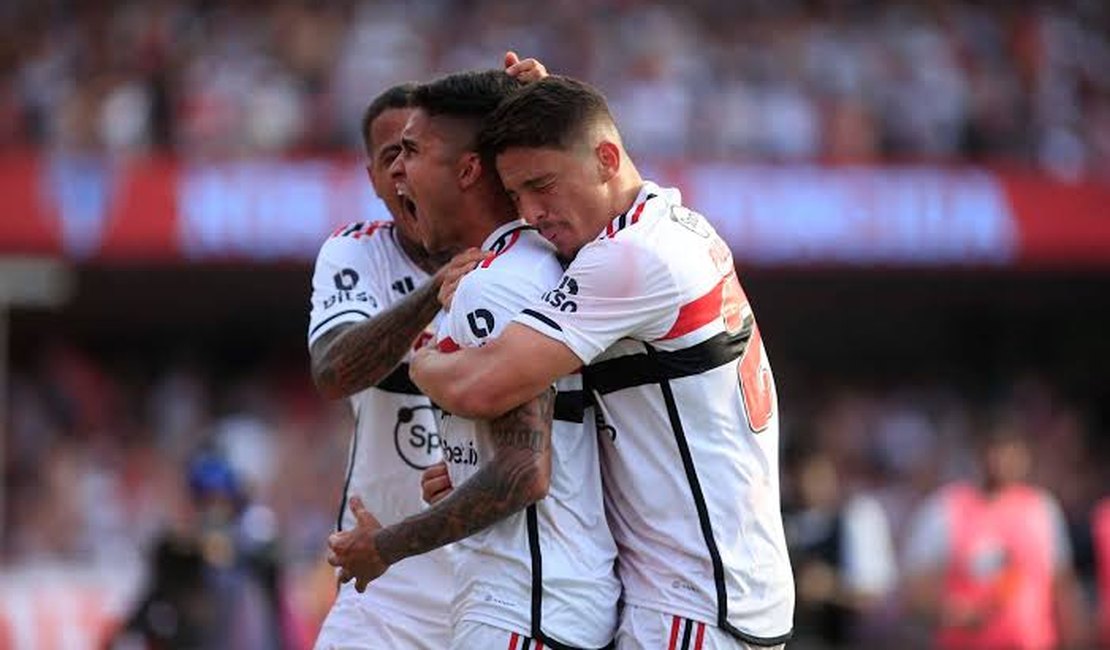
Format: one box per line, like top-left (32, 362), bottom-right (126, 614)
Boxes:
top-left (450, 621), bottom-right (534, 650)
top-left (437, 220), bottom-right (620, 649)
top-left (315, 582), bottom-right (451, 650)
top-left (514, 183), bottom-right (795, 642)
top-left (307, 221), bottom-right (451, 647)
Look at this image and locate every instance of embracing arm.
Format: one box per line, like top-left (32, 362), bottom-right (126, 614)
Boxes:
top-left (375, 388), bottom-right (555, 564)
top-left (310, 281), bottom-right (441, 400)
top-left (410, 323), bottom-right (581, 419)
top-left (310, 248), bottom-right (486, 400)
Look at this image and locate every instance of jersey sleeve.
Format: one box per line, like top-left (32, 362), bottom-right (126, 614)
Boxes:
top-left (512, 240), bottom-right (681, 364)
top-left (307, 234), bottom-right (387, 348)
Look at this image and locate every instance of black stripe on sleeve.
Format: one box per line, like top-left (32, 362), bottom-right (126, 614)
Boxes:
top-left (309, 309), bottom-right (371, 338)
top-left (520, 309), bottom-right (562, 332)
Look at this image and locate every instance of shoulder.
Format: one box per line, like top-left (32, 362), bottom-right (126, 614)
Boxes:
top-left (315, 220), bottom-right (400, 265)
top-left (471, 228), bottom-right (562, 290)
top-left (328, 220), bottom-right (395, 241)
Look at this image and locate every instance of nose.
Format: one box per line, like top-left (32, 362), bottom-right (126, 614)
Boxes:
top-left (388, 152), bottom-right (405, 180)
top-left (516, 193), bottom-right (544, 225)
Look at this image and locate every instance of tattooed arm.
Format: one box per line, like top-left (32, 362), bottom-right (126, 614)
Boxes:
top-left (326, 388), bottom-right (555, 589)
top-left (310, 248), bottom-right (487, 400)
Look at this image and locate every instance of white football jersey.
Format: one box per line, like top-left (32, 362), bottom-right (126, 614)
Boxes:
top-left (436, 220), bottom-right (620, 649)
top-left (307, 221), bottom-right (452, 626)
top-left (514, 183), bottom-right (796, 645)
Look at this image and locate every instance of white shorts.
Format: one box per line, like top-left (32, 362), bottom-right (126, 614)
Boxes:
top-left (314, 582), bottom-right (451, 650)
top-left (616, 606), bottom-right (786, 650)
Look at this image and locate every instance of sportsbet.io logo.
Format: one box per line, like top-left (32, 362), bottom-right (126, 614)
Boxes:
top-left (394, 405), bottom-right (441, 469)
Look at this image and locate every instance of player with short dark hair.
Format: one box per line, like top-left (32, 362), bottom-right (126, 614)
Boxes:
top-left (413, 75), bottom-right (797, 649)
top-left (327, 68), bottom-right (621, 650)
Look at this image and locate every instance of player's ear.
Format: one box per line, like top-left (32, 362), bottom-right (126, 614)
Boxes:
top-left (596, 141), bottom-right (620, 183)
top-left (457, 151), bottom-right (483, 190)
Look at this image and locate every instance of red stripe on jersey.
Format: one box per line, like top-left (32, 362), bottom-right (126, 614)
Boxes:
top-left (508, 633), bottom-right (520, 650)
top-left (661, 275), bottom-right (727, 340)
top-left (629, 199), bottom-right (648, 225)
top-left (693, 622), bottom-right (706, 649)
top-left (667, 616), bottom-right (681, 650)
top-left (353, 220), bottom-right (389, 239)
top-left (481, 230), bottom-right (522, 268)
top-left (437, 337), bottom-right (460, 353)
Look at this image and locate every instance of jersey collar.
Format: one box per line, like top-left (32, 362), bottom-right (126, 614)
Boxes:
top-left (481, 219), bottom-right (533, 253)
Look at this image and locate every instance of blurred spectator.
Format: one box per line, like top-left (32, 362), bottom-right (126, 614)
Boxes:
top-left (1, 0), bottom-right (1108, 176)
top-left (783, 445), bottom-right (898, 648)
top-left (901, 414), bottom-right (1090, 649)
top-left (109, 451), bottom-right (298, 649)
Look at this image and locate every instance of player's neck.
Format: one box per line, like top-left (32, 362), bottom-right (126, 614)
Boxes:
top-left (455, 185), bottom-right (519, 251)
top-left (396, 230), bottom-right (443, 275)
top-left (606, 166), bottom-right (646, 227)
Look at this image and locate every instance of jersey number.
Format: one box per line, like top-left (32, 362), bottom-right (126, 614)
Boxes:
top-left (722, 273), bottom-right (774, 433)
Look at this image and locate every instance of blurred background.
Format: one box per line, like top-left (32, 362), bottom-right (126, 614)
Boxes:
top-left (1, 0), bottom-right (1109, 648)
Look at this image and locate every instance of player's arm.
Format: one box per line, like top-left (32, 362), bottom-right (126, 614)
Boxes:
top-left (411, 323), bottom-right (580, 419)
top-left (327, 388), bottom-right (556, 590)
top-left (310, 248), bottom-right (486, 399)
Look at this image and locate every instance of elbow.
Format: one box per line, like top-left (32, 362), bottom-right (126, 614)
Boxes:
top-left (311, 361), bottom-right (344, 401)
top-left (519, 460), bottom-right (551, 505)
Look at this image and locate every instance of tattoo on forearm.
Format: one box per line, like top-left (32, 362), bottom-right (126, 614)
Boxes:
top-left (375, 389), bottom-right (555, 565)
top-left (311, 281), bottom-right (440, 398)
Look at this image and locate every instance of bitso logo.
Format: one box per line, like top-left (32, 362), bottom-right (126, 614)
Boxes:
top-left (542, 275), bottom-right (579, 312)
top-left (393, 405), bottom-right (441, 469)
top-left (323, 267), bottom-right (377, 309)
top-left (333, 268), bottom-right (359, 290)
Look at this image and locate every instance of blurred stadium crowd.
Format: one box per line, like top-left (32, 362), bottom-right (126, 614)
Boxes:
top-left (2, 0), bottom-right (1110, 647)
top-left (1, 0), bottom-right (1109, 176)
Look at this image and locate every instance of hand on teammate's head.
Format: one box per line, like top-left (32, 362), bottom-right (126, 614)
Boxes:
top-left (503, 50), bottom-right (548, 83)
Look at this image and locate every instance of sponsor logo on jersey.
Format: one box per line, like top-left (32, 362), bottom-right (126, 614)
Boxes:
top-left (442, 437), bottom-right (480, 466)
top-left (394, 405), bottom-right (441, 469)
top-left (323, 267), bottom-right (378, 309)
top-left (466, 309), bottom-right (495, 339)
top-left (542, 275), bottom-right (579, 312)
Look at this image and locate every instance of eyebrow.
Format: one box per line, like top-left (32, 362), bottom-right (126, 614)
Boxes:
top-left (400, 136), bottom-right (417, 151)
top-left (522, 173), bottom-right (555, 189)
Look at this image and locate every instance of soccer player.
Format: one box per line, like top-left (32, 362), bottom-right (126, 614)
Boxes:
top-left (307, 83), bottom-right (486, 649)
top-left (326, 69), bottom-right (620, 650)
top-left (410, 76), bottom-right (796, 649)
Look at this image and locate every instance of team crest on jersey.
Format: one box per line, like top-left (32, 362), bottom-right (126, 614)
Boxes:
top-left (670, 205), bottom-right (711, 238)
top-left (394, 405), bottom-right (441, 469)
